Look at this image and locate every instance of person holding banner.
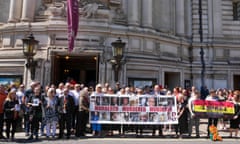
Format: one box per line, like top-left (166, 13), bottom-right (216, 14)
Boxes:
top-left (106, 86), bottom-right (116, 136)
top-left (188, 91), bottom-right (200, 138)
top-left (91, 111), bottom-right (101, 137)
top-left (135, 88), bottom-right (143, 137)
top-left (113, 82), bottom-right (121, 94)
top-left (119, 87), bottom-right (133, 137)
top-left (130, 89), bottom-right (139, 106)
top-left (217, 89), bottom-right (227, 130)
top-left (205, 89), bottom-right (219, 138)
top-left (91, 84), bottom-right (104, 137)
top-left (163, 90), bottom-right (173, 132)
top-left (175, 93), bottom-right (188, 138)
top-left (227, 90), bottom-right (234, 101)
top-left (114, 87), bottom-right (126, 136)
top-left (151, 85), bottom-right (163, 137)
top-left (229, 90), bottom-right (240, 138)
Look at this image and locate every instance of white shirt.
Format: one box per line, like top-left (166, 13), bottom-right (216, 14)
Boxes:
top-left (205, 95), bottom-right (218, 101)
top-left (56, 88), bottom-right (63, 97)
top-left (72, 90), bottom-right (80, 106)
top-left (16, 90), bottom-right (24, 104)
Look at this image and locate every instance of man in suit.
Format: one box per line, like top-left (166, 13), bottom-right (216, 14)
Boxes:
top-left (57, 88), bottom-right (74, 139)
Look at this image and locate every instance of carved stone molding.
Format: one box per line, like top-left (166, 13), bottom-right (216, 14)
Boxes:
top-left (80, 0), bottom-right (109, 9)
top-left (37, 0), bottom-right (125, 21)
top-left (78, 0), bottom-right (126, 23)
top-left (48, 2), bottom-right (66, 20)
top-left (42, 0), bottom-right (53, 4)
top-left (79, 0), bottom-right (110, 18)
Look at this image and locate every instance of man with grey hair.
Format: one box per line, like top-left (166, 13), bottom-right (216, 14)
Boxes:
top-left (23, 81), bottom-right (38, 137)
top-left (57, 88), bottom-right (74, 139)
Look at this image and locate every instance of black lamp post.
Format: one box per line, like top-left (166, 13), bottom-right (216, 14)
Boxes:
top-left (22, 33), bottom-right (39, 80)
top-left (110, 38), bottom-right (126, 82)
top-left (199, 0), bottom-right (205, 92)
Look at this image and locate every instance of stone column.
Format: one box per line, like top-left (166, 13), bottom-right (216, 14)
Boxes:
top-left (21, 0), bottom-right (37, 22)
top-left (142, 0), bottom-right (152, 28)
top-left (185, 0), bottom-right (192, 37)
top-left (8, 0), bottom-right (23, 23)
top-left (175, 0), bottom-right (185, 36)
top-left (43, 60), bottom-right (51, 87)
top-left (127, 0), bottom-right (139, 26)
top-left (122, 0), bottom-right (127, 16)
top-left (212, 0), bottom-right (223, 36)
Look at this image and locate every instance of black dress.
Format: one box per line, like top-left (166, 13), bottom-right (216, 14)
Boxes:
top-left (230, 102), bottom-right (240, 129)
top-left (175, 101), bottom-right (189, 135)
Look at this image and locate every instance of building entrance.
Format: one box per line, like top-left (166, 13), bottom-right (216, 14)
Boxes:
top-left (164, 72), bottom-right (180, 90)
top-left (52, 54), bottom-right (98, 87)
top-left (233, 75), bottom-right (240, 90)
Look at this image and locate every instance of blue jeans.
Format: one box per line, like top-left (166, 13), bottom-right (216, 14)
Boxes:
top-left (24, 114), bottom-right (30, 134)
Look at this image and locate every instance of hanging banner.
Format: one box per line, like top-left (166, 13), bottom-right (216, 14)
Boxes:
top-left (193, 100), bottom-right (235, 118)
top-left (67, 0), bottom-right (79, 52)
top-left (89, 94), bottom-right (178, 125)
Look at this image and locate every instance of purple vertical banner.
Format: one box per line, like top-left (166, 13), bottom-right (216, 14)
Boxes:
top-left (67, 0), bottom-right (79, 52)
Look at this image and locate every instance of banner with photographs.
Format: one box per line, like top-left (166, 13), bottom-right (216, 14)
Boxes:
top-left (89, 94), bottom-right (178, 125)
top-left (193, 100), bottom-right (235, 118)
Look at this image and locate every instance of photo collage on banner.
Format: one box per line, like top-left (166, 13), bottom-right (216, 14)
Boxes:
top-left (90, 94), bottom-right (178, 125)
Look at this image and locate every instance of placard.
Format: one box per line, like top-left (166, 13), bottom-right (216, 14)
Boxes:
top-left (193, 100), bottom-right (235, 118)
top-left (90, 94), bottom-right (178, 125)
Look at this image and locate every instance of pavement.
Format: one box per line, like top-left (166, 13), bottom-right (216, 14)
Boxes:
top-left (0, 119), bottom-right (240, 143)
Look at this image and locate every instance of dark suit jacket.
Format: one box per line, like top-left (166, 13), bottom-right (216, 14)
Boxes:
top-left (57, 95), bottom-right (74, 115)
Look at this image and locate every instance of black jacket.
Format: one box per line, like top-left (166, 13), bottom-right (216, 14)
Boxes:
top-left (28, 94), bottom-right (44, 118)
top-left (3, 100), bottom-right (18, 120)
top-left (57, 95), bottom-right (74, 115)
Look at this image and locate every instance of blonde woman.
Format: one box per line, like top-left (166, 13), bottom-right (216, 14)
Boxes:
top-left (43, 88), bottom-right (58, 138)
top-left (175, 94), bottom-right (188, 138)
top-left (3, 89), bottom-right (19, 141)
top-left (91, 84), bottom-right (103, 137)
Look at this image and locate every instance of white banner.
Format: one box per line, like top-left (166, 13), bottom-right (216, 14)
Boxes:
top-left (90, 94), bottom-right (178, 125)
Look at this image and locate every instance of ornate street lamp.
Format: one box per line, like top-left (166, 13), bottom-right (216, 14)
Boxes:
top-left (22, 33), bottom-right (39, 80)
top-left (110, 37), bottom-right (126, 82)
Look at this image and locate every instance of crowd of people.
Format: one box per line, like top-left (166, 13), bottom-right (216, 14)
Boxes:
top-left (0, 81), bottom-right (239, 141)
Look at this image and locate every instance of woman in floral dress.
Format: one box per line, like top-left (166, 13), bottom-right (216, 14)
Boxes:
top-left (43, 88), bottom-right (58, 138)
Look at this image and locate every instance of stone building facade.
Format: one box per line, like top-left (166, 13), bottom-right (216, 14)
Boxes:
top-left (0, 0), bottom-right (240, 90)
